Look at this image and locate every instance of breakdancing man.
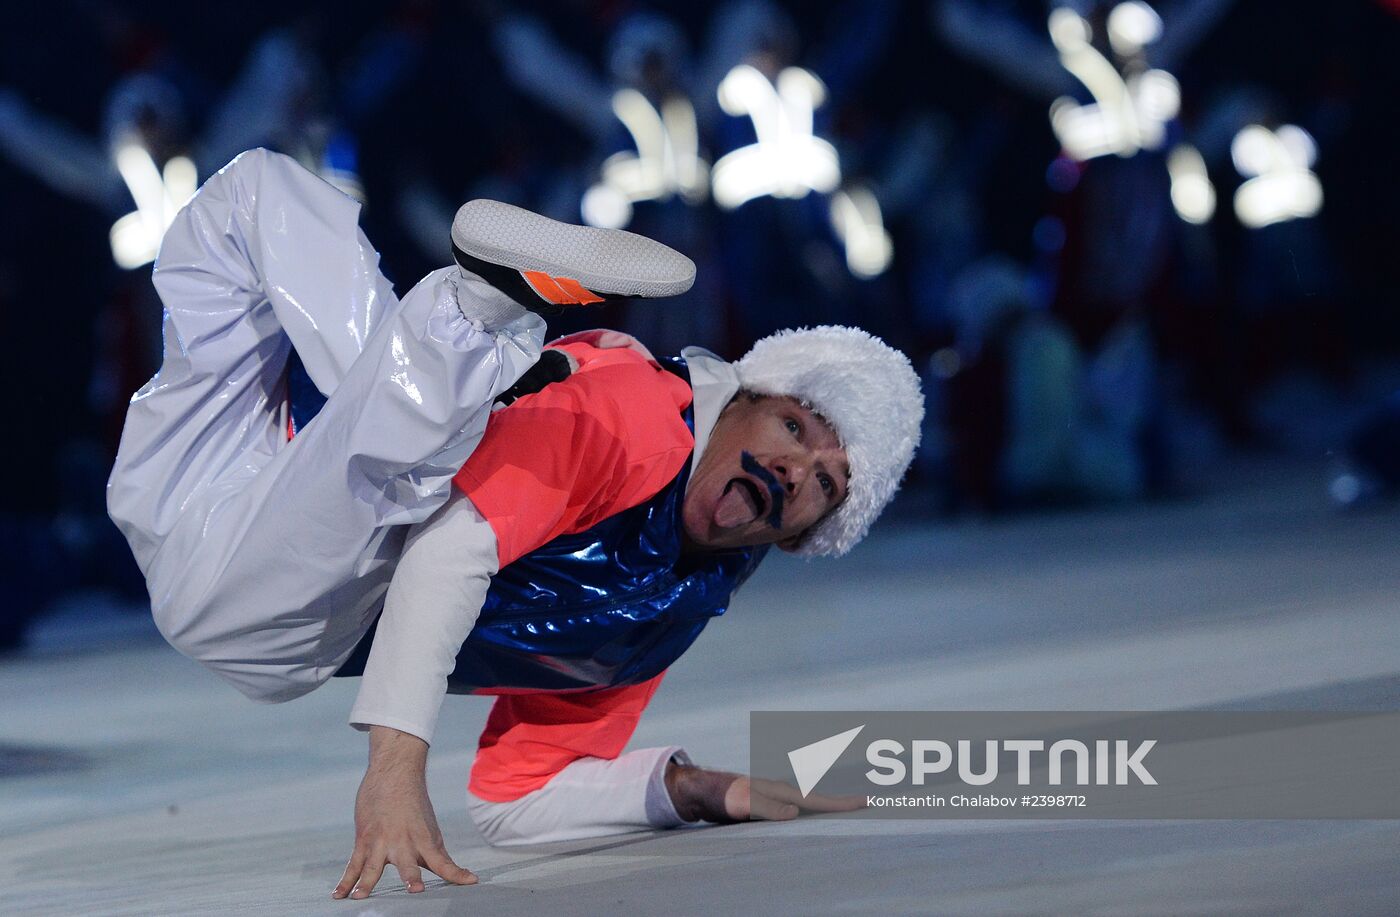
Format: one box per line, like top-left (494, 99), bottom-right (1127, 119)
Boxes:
top-left (106, 149), bottom-right (923, 900)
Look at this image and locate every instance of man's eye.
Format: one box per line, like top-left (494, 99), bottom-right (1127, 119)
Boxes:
top-left (785, 418), bottom-right (801, 436)
top-left (819, 474), bottom-right (834, 496)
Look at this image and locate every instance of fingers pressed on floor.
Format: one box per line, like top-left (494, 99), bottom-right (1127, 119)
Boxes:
top-left (396, 862), bottom-right (425, 893)
top-left (748, 792), bottom-right (800, 822)
top-left (424, 848), bottom-right (478, 885)
top-left (332, 851), bottom-right (366, 898)
top-left (351, 860), bottom-right (386, 899)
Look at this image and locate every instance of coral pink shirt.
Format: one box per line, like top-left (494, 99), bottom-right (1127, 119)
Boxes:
top-left (452, 337), bottom-right (694, 802)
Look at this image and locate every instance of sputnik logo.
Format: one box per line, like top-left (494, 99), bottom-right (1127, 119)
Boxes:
top-left (787, 725), bottom-right (865, 797)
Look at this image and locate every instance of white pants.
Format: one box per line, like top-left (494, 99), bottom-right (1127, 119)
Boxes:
top-left (467, 746), bottom-right (693, 846)
top-left (107, 149), bottom-right (545, 703)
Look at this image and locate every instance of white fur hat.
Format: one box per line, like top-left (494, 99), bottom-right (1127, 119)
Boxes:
top-left (734, 326), bottom-right (924, 557)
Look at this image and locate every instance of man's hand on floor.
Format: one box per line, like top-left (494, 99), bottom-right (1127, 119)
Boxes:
top-left (665, 759), bottom-right (867, 824)
top-left (332, 726), bottom-right (477, 900)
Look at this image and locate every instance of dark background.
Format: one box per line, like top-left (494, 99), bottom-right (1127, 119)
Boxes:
top-left (1, 0), bottom-right (1397, 648)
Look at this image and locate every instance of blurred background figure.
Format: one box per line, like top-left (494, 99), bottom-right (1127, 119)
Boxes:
top-left (1333, 391), bottom-right (1400, 508)
top-left (482, 3), bottom-right (723, 354)
top-left (1, 0), bottom-right (1396, 651)
top-left (0, 4), bottom-right (430, 649)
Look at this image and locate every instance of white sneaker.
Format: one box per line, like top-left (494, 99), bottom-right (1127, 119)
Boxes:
top-left (451, 199), bottom-right (695, 312)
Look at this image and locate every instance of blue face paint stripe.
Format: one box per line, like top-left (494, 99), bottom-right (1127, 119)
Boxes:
top-left (740, 450), bottom-right (786, 530)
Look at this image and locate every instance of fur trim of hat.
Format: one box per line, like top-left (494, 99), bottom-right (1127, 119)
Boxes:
top-left (734, 325), bottom-right (923, 556)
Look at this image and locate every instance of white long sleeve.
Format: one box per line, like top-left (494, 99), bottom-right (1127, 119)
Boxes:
top-left (348, 490), bottom-right (499, 745)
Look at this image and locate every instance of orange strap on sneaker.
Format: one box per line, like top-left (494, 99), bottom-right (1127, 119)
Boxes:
top-left (521, 271), bottom-right (605, 306)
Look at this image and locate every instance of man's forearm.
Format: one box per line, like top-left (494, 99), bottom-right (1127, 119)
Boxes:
top-left (349, 491), bottom-right (498, 744)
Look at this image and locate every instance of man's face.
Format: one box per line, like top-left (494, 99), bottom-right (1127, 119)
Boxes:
top-left (682, 394), bottom-right (849, 552)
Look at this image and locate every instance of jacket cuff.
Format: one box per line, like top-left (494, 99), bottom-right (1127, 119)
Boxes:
top-left (347, 710), bottom-right (434, 747)
top-left (645, 746), bottom-right (694, 827)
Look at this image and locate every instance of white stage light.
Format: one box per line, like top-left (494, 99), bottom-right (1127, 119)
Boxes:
top-left (110, 142), bottom-right (201, 269)
top-left (110, 211), bottom-right (157, 270)
top-left (1107, 1), bottom-right (1163, 57)
top-left (829, 186), bottom-right (893, 279)
top-left (1275, 124), bottom-right (1317, 169)
top-left (163, 156), bottom-right (198, 209)
top-left (1046, 3), bottom-right (1177, 161)
top-left (1231, 124), bottom-right (1323, 229)
top-left (1167, 144), bottom-right (1215, 224)
top-left (1230, 124), bottom-right (1275, 177)
top-left (1048, 7), bottom-right (1092, 47)
top-left (581, 183), bottom-right (632, 229)
top-left (581, 90), bottom-right (709, 228)
top-left (711, 65), bottom-right (841, 210)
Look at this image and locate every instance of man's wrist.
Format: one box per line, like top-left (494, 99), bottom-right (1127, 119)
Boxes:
top-left (367, 724), bottom-right (430, 774)
top-left (665, 759), bottom-right (744, 824)
top-left (349, 710), bottom-right (436, 746)
top-left (664, 758), bottom-right (696, 822)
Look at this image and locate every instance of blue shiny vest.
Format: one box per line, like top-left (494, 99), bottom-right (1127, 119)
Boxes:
top-left (332, 355), bottom-right (768, 693)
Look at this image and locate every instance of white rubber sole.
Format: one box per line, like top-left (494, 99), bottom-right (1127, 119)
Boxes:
top-left (451, 200), bottom-right (696, 298)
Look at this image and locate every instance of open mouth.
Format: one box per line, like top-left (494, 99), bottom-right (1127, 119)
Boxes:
top-left (714, 476), bottom-right (766, 529)
top-left (713, 453), bottom-right (787, 531)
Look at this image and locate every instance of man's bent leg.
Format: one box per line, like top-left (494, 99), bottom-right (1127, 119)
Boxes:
top-left (466, 747), bottom-right (693, 846)
top-left (108, 148), bottom-right (545, 702)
